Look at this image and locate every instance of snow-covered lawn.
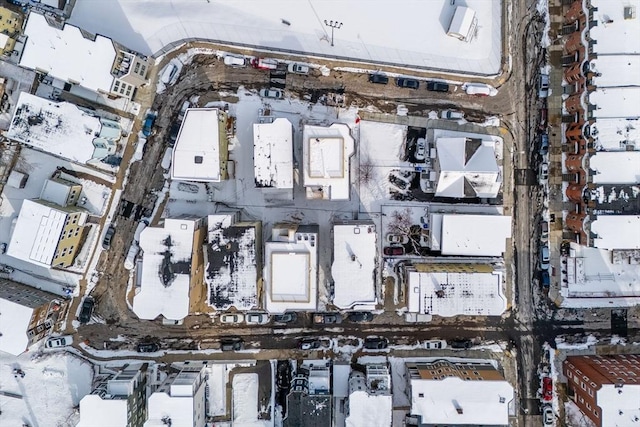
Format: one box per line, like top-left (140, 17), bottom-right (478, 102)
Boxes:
top-left (0, 350), bottom-right (93, 426)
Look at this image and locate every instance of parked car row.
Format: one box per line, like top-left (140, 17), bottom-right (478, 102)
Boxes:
top-left (220, 312), bottom-right (270, 325)
top-left (368, 73), bottom-right (451, 93)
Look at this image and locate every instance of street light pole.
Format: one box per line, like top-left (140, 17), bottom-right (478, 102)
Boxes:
top-left (324, 20), bottom-right (343, 47)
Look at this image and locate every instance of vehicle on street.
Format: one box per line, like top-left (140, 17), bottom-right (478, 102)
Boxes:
top-left (539, 162), bottom-right (549, 185)
top-left (137, 342), bottom-right (160, 353)
top-left (299, 337), bottom-right (321, 350)
top-left (273, 312), bottom-right (297, 323)
top-left (396, 77), bottom-right (420, 89)
top-left (347, 312), bottom-right (374, 322)
top-left (259, 88), bottom-right (283, 99)
top-left (160, 63), bottom-right (179, 85)
top-left (220, 337), bottom-right (244, 351)
top-left (426, 81), bottom-right (449, 92)
top-left (539, 73), bottom-right (550, 98)
top-left (450, 338), bottom-right (472, 349)
top-left (0, 242), bottom-right (6, 254)
top-left (220, 313), bottom-right (244, 324)
top-left (363, 336), bottom-right (389, 350)
top-left (540, 270), bottom-right (550, 290)
top-left (313, 313), bottom-right (342, 324)
top-left (288, 63), bottom-right (309, 74)
top-left (45, 335), bottom-right (73, 348)
top-left (415, 137), bottom-right (426, 161)
top-left (251, 58), bottom-right (279, 70)
top-left (78, 296), bottom-right (95, 324)
top-left (540, 245), bottom-right (550, 270)
top-left (462, 83), bottom-right (498, 96)
top-left (246, 312), bottom-right (270, 325)
top-left (539, 133), bottom-right (549, 156)
top-left (223, 54), bottom-right (246, 67)
top-left (539, 108), bottom-right (548, 129)
top-left (142, 112), bottom-right (156, 137)
top-left (383, 246), bottom-right (405, 256)
top-left (440, 110), bottom-right (464, 120)
top-left (424, 340), bottom-right (447, 349)
top-left (387, 234), bottom-right (409, 245)
top-left (540, 220), bottom-right (549, 241)
top-left (102, 224), bottom-right (115, 250)
top-left (542, 404), bottom-right (554, 425)
top-left (368, 73), bottom-right (389, 84)
top-left (542, 376), bottom-right (553, 401)
top-left (389, 174), bottom-right (409, 190)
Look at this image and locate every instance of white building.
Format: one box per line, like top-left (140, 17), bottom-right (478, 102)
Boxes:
top-left (433, 136), bottom-right (501, 199)
top-left (253, 118), bottom-right (293, 190)
top-left (590, 216), bottom-right (640, 250)
top-left (345, 365), bottom-right (392, 427)
top-left (331, 222), bottom-right (377, 310)
top-left (302, 123), bottom-right (355, 200)
top-left (204, 213), bottom-right (261, 311)
top-left (171, 108), bottom-right (229, 183)
top-left (590, 152), bottom-right (640, 185)
top-left (447, 6), bottom-right (477, 42)
top-left (406, 264), bottom-right (507, 319)
top-left (264, 224), bottom-right (318, 313)
top-left (133, 217), bottom-right (204, 321)
top-left (429, 213), bottom-right (512, 257)
top-left (145, 365), bottom-right (207, 427)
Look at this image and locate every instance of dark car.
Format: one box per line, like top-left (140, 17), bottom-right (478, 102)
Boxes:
top-left (450, 338), bottom-right (472, 349)
top-left (273, 312), bottom-right (298, 324)
top-left (426, 81), bottom-right (450, 92)
top-left (220, 337), bottom-right (244, 351)
top-left (368, 74), bottom-right (389, 84)
top-left (169, 122), bottom-right (181, 145)
top-left (540, 271), bottom-right (550, 289)
top-left (542, 376), bottom-right (553, 401)
top-left (396, 78), bottom-right (420, 89)
top-left (539, 108), bottom-right (548, 130)
top-left (137, 342), bottom-right (159, 353)
top-left (539, 133), bottom-right (549, 155)
top-left (299, 337), bottom-right (321, 350)
top-left (142, 113), bottom-right (156, 137)
top-left (102, 224), bottom-right (115, 250)
top-left (313, 313), bottom-right (342, 324)
top-left (347, 312), bottom-right (374, 322)
top-left (363, 336), bottom-right (388, 350)
top-left (78, 296), bottom-right (95, 324)
top-left (383, 246), bottom-right (405, 256)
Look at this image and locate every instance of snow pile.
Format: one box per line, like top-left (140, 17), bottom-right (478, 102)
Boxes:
top-left (536, 0), bottom-right (551, 48)
top-left (232, 373), bottom-right (270, 427)
top-left (565, 400), bottom-right (597, 427)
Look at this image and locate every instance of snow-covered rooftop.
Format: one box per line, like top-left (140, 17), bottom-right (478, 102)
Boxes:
top-left (590, 118), bottom-right (640, 151)
top-left (205, 214), bottom-right (259, 311)
top-left (303, 124), bottom-right (354, 200)
top-left (171, 108), bottom-right (224, 182)
top-left (591, 216), bottom-right (640, 250)
top-left (590, 151), bottom-right (640, 184)
top-left (77, 396), bottom-right (128, 427)
top-left (331, 223), bottom-right (377, 310)
top-left (6, 92), bottom-right (104, 165)
top-left (146, 370), bottom-right (204, 427)
top-left (253, 118), bottom-right (293, 189)
top-left (590, 0), bottom-right (640, 56)
top-left (0, 298), bottom-right (32, 355)
top-left (20, 12), bottom-right (116, 94)
top-left (430, 214), bottom-right (511, 257)
top-left (407, 267), bottom-right (506, 317)
top-left (346, 391), bottom-right (392, 427)
top-left (597, 383), bottom-right (640, 426)
top-left (435, 137), bottom-right (501, 198)
top-left (590, 56), bottom-right (640, 88)
top-left (590, 87), bottom-right (640, 119)
top-left (133, 218), bottom-right (198, 321)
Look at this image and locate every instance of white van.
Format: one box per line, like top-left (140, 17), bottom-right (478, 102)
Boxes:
top-left (462, 82), bottom-right (498, 96)
top-left (124, 243), bottom-right (139, 270)
top-left (223, 54), bottom-right (246, 67)
top-left (160, 63), bottom-right (179, 84)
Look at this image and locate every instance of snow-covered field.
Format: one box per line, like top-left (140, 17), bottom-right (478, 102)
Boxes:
top-left (0, 350), bottom-right (93, 426)
top-left (69, 0), bottom-right (502, 75)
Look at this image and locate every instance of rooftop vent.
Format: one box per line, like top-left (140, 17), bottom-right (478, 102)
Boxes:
top-left (194, 155), bottom-right (203, 164)
top-left (624, 6), bottom-right (636, 20)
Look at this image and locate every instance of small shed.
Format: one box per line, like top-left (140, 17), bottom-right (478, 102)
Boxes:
top-left (7, 170), bottom-right (28, 189)
top-left (447, 6), bottom-right (477, 41)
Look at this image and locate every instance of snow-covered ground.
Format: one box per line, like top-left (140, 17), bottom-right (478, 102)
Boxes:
top-left (0, 350), bottom-right (94, 426)
top-left (232, 373), bottom-right (271, 427)
top-left (69, 0), bottom-right (502, 75)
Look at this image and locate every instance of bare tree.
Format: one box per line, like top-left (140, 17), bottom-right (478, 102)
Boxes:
top-left (357, 157), bottom-right (375, 187)
top-left (387, 207), bottom-right (422, 254)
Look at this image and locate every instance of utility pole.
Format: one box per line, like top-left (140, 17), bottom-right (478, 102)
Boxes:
top-left (324, 20), bottom-right (343, 47)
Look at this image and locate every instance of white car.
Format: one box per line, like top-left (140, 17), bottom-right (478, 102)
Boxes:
top-left (259, 88), bottom-right (283, 99)
top-left (415, 138), bottom-right (426, 161)
top-left (462, 83), bottom-right (498, 96)
top-left (387, 234), bottom-right (409, 245)
top-left (246, 312), bottom-right (270, 325)
top-left (220, 313), bottom-right (244, 324)
top-left (424, 340), bottom-right (447, 349)
top-left (223, 54), bottom-right (246, 67)
top-left (288, 63), bottom-right (309, 75)
top-left (45, 335), bottom-right (73, 348)
top-left (440, 110), bottom-right (464, 120)
top-left (539, 162), bottom-right (549, 185)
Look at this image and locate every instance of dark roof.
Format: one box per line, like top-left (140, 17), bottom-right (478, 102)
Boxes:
top-left (284, 392), bottom-right (332, 427)
top-left (591, 184), bottom-right (640, 215)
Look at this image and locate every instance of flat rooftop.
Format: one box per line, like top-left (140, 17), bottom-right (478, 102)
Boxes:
top-left (590, 0), bottom-right (640, 56)
top-left (590, 152), bottom-right (640, 184)
top-left (253, 118), bottom-right (293, 189)
top-left (591, 216), bottom-right (640, 250)
top-left (590, 118), bottom-right (640, 151)
top-left (431, 214), bottom-right (512, 257)
top-left (590, 87), bottom-right (640, 119)
top-left (172, 108), bottom-right (222, 182)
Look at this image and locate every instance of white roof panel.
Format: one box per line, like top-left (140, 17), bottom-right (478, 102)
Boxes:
top-left (590, 118), bottom-right (640, 151)
top-left (440, 214), bottom-right (511, 257)
top-left (590, 56), bottom-right (640, 88)
top-left (597, 383), bottom-right (640, 426)
top-left (591, 216), bottom-right (640, 250)
top-left (77, 396), bottom-right (128, 427)
top-left (346, 391), bottom-right (392, 427)
top-left (0, 298), bottom-right (33, 355)
top-left (590, 87), bottom-right (640, 119)
top-left (590, 0), bottom-right (640, 55)
top-left (590, 152), bottom-right (640, 184)
top-left (171, 108), bottom-right (222, 182)
top-left (253, 118), bottom-right (293, 188)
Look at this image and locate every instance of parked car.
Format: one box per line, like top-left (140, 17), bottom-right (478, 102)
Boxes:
top-left (396, 77), bottom-right (420, 89)
top-left (347, 312), bottom-right (374, 322)
top-left (78, 296), bottom-right (95, 324)
top-left (137, 342), bottom-right (159, 353)
top-left (288, 63), bottom-right (309, 75)
top-left (299, 337), bottom-right (321, 350)
top-left (383, 246), bottom-right (405, 256)
top-left (542, 376), bottom-right (553, 401)
top-left (273, 312), bottom-right (297, 324)
top-left (259, 88), bottom-right (283, 99)
top-left (440, 110), bottom-right (464, 120)
top-left (363, 336), bottom-right (388, 350)
top-left (540, 245), bottom-right (550, 270)
top-left (539, 133), bottom-right (549, 156)
top-left (102, 224), bottom-right (116, 250)
top-left (539, 162), bottom-right (549, 185)
top-left (539, 108), bottom-right (548, 129)
top-left (223, 54), bottom-right (246, 67)
top-left (313, 313), bottom-right (342, 324)
top-left (423, 340), bottom-right (447, 349)
top-left (415, 137), bottom-right (426, 161)
top-left (142, 112), bottom-right (156, 137)
top-left (540, 270), bottom-right (551, 290)
top-left (387, 234), bottom-right (409, 245)
top-left (220, 337), bottom-right (244, 351)
top-left (539, 73), bottom-right (550, 98)
top-left (462, 83), bottom-right (498, 96)
top-left (0, 242), bottom-right (6, 254)
top-left (220, 313), bottom-right (244, 324)
top-left (251, 58), bottom-right (279, 70)
top-left (246, 312), bottom-right (270, 325)
top-left (160, 63), bottom-right (179, 84)
top-left (45, 335), bottom-right (73, 348)
top-left (450, 338), bottom-right (472, 349)
top-left (542, 404), bottom-right (554, 425)
top-left (368, 73), bottom-right (389, 84)
top-left (540, 220), bottom-right (549, 241)
top-left (426, 81), bottom-right (449, 92)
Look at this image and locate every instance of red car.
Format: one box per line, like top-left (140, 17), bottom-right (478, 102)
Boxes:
top-left (383, 246), bottom-right (405, 256)
top-left (542, 376), bottom-right (553, 401)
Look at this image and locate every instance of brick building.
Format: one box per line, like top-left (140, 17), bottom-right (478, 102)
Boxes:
top-left (563, 355), bottom-right (640, 426)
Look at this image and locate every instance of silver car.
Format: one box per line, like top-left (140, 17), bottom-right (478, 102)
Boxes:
top-left (45, 335), bottom-right (73, 348)
top-left (259, 88), bottom-right (283, 99)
